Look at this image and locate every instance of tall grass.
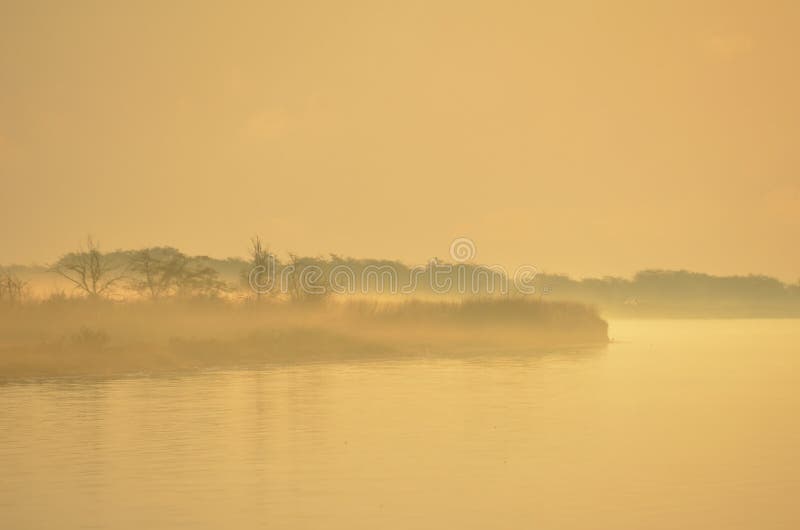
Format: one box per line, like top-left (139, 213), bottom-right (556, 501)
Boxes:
top-left (0, 294), bottom-right (608, 377)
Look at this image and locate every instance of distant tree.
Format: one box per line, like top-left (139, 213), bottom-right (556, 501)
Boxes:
top-left (128, 248), bottom-right (190, 299)
top-left (243, 236), bottom-right (277, 300)
top-left (175, 263), bottom-right (228, 298)
top-left (128, 247), bottom-right (228, 299)
top-left (51, 237), bottom-right (125, 298)
top-left (284, 252), bottom-right (328, 303)
top-left (0, 271), bottom-right (28, 305)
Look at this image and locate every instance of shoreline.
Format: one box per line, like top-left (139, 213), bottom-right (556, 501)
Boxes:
top-left (0, 324), bottom-right (610, 379)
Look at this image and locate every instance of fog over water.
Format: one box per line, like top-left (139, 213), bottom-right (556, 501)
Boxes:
top-left (2, 319), bottom-right (798, 530)
top-left (2, 2), bottom-right (799, 528)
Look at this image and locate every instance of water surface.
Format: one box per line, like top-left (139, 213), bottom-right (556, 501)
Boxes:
top-left (1, 320), bottom-right (798, 529)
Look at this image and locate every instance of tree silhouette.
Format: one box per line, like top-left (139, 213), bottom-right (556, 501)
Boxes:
top-left (51, 237), bottom-right (125, 298)
top-left (128, 248), bottom-right (190, 299)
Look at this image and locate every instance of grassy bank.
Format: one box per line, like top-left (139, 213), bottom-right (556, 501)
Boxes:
top-left (0, 297), bottom-right (608, 377)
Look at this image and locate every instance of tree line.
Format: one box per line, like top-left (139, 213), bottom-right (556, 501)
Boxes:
top-left (2, 236), bottom-right (799, 317)
top-left (49, 237), bottom-right (232, 300)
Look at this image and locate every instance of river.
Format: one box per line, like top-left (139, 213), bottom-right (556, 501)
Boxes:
top-left (1, 319), bottom-right (798, 529)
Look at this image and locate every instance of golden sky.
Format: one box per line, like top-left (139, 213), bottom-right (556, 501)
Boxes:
top-left (1, 1), bottom-right (798, 280)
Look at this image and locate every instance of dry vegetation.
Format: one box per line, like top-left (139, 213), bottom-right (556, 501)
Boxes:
top-left (0, 295), bottom-right (608, 378)
top-left (0, 237), bottom-right (611, 377)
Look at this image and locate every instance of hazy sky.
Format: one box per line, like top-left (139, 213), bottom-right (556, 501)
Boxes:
top-left (1, 1), bottom-right (798, 280)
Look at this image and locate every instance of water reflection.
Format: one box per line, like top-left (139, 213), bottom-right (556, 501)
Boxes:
top-left (1, 320), bottom-right (798, 529)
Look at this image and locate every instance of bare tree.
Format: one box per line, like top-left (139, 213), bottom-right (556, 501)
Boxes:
top-left (51, 236), bottom-right (125, 298)
top-left (243, 236), bottom-right (277, 300)
top-left (0, 270), bottom-right (28, 305)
